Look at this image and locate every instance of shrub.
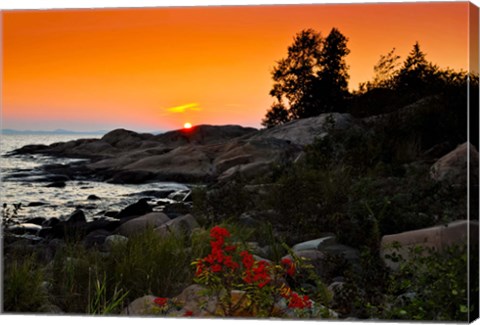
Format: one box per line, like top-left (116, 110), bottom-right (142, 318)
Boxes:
top-left (383, 243), bottom-right (474, 321)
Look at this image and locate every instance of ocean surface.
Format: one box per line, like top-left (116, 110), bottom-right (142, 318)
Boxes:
top-left (0, 134), bottom-right (189, 222)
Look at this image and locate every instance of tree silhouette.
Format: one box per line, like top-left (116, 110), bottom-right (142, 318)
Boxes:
top-left (371, 47), bottom-right (401, 89)
top-left (313, 27), bottom-right (350, 114)
top-left (394, 42), bottom-right (435, 97)
top-left (262, 28), bottom-right (351, 127)
top-left (263, 29), bottom-right (323, 127)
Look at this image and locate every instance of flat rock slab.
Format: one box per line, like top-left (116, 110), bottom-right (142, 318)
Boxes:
top-left (381, 219), bottom-right (479, 270)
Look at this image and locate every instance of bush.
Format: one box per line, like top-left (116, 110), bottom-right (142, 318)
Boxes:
top-left (383, 243), bottom-right (475, 321)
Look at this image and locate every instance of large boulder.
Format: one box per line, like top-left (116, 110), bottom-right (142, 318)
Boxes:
top-left (120, 145), bottom-right (214, 182)
top-left (380, 219), bottom-right (478, 270)
top-left (154, 214), bottom-right (199, 238)
top-left (430, 142), bottom-right (479, 186)
top-left (249, 113), bottom-right (355, 146)
top-left (116, 212), bottom-right (170, 237)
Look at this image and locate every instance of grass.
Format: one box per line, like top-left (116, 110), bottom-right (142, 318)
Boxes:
top-left (3, 252), bottom-right (48, 313)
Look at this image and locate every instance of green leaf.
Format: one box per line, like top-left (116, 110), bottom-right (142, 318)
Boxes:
top-left (460, 305), bottom-right (469, 313)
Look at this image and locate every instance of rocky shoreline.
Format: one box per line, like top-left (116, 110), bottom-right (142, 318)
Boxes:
top-left (4, 113), bottom-right (354, 185)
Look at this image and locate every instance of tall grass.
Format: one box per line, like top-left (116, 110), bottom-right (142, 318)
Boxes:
top-left (3, 253), bottom-right (48, 313)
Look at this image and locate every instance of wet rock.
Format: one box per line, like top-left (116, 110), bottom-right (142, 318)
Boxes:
top-left (46, 181), bottom-right (66, 188)
top-left (64, 209), bottom-right (87, 224)
top-left (115, 199), bottom-right (152, 219)
top-left (128, 190), bottom-right (176, 199)
top-left (25, 216), bottom-right (47, 226)
top-left (8, 223), bottom-right (42, 235)
top-left (42, 218), bottom-right (60, 228)
top-left (104, 211), bottom-right (119, 218)
top-left (108, 170), bottom-right (156, 184)
top-left (27, 202), bottom-right (47, 207)
top-left (87, 194), bottom-right (101, 200)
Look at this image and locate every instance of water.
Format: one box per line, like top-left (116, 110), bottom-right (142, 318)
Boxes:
top-left (0, 134), bottom-right (189, 222)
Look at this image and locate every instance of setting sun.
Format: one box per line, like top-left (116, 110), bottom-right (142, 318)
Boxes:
top-left (184, 122), bottom-right (192, 129)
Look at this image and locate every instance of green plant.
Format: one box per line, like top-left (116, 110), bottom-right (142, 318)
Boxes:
top-left (192, 226), bottom-right (331, 318)
top-left (383, 243), bottom-right (473, 321)
top-left (3, 253), bottom-right (48, 312)
top-left (87, 271), bottom-right (129, 315)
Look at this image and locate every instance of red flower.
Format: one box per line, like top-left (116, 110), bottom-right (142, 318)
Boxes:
top-left (287, 292), bottom-right (312, 309)
top-left (154, 297), bottom-right (168, 307)
top-left (223, 255), bottom-right (239, 270)
top-left (184, 310), bottom-right (194, 316)
top-left (211, 264), bottom-right (222, 273)
top-left (240, 250), bottom-right (254, 270)
top-left (224, 245), bottom-right (237, 252)
top-left (210, 226), bottom-right (230, 240)
top-left (281, 257), bottom-right (296, 277)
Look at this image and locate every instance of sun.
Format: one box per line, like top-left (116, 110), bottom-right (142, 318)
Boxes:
top-left (183, 122), bottom-right (192, 129)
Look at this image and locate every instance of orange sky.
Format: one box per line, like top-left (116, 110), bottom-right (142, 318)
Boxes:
top-left (1, 2), bottom-right (476, 132)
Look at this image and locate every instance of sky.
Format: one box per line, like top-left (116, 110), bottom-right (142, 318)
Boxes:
top-left (1, 1), bottom-right (478, 133)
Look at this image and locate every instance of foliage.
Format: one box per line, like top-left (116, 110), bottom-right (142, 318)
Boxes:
top-left (263, 27), bottom-right (350, 126)
top-left (382, 243), bottom-right (475, 321)
top-left (191, 226), bottom-right (331, 318)
top-left (3, 252), bottom-right (49, 313)
top-left (87, 272), bottom-right (129, 315)
top-left (313, 27), bottom-right (350, 113)
top-left (45, 228), bottom-right (210, 313)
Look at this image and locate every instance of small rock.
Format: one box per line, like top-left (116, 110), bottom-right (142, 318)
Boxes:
top-left (122, 295), bottom-right (158, 315)
top-left (87, 194), bottom-right (101, 200)
top-left (46, 181), bottom-right (66, 188)
top-left (27, 202), bottom-right (47, 207)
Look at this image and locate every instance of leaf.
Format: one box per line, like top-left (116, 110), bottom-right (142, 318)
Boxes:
top-left (460, 305), bottom-right (469, 313)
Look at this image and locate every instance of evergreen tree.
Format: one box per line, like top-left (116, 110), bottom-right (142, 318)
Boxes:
top-left (394, 42), bottom-right (433, 97)
top-left (263, 29), bottom-right (323, 127)
top-left (314, 28), bottom-right (351, 114)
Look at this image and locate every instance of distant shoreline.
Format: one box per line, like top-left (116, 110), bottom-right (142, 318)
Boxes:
top-left (1, 128), bottom-right (108, 136)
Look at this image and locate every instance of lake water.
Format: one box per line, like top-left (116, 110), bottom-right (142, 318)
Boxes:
top-left (0, 134), bottom-right (189, 222)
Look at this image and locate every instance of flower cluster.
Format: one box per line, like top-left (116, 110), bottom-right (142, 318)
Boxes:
top-left (287, 292), bottom-right (312, 309)
top-left (193, 226), bottom-right (314, 317)
top-left (241, 251), bottom-right (271, 288)
top-left (154, 297), bottom-right (168, 307)
top-left (281, 257), bottom-right (296, 277)
top-left (195, 226), bottom-right (240, 275)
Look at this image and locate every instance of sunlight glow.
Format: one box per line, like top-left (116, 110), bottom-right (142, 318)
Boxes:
top-left (184, 122), bottom-right (192, 129)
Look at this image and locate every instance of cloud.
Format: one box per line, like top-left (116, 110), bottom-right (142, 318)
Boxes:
top-left (166, 103), bottom-right (201, 114)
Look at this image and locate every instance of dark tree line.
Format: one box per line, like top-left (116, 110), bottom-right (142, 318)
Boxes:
top-left (262, 28), bottom-right (478, 149)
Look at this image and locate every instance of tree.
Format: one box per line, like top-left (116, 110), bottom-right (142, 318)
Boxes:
top-left (314, 28), bottom-right (351, 114)
top-left (261, 102), bottom-right (290, 128)
top-left (371, 47), bottom-right (401, 89)
top-left (262, 29), bottom-right (323, 127)
top-left (394, 42), bottom-right (433, 96)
